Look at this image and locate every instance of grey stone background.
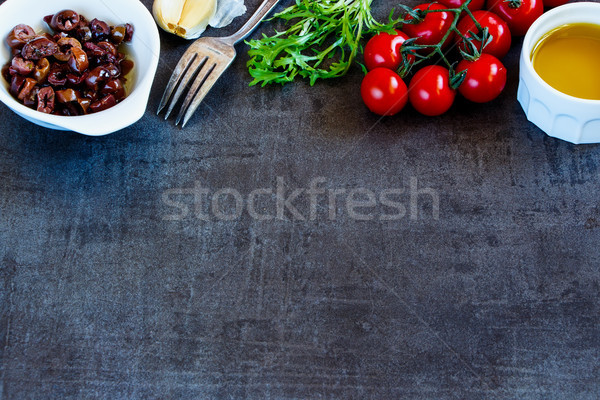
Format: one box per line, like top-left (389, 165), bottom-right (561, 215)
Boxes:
top-left (1, 0), bottom-right (599, 398)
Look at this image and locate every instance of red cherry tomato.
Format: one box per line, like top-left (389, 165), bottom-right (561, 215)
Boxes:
top-left (439, 0), bottom-right (485, 12)
top-left (364, 30), bottom-right (413, 71)
top-left (543, 0), bottom-right (569, 7)
top-left (402, 3), bottom-right (455, 48)
top-left (456, 53), bottom-right (507, 103)
top-left (408, 65), bottom-right (456, 116)
top-left (456, 11), bottom-right (512, 59)
top-left (361, 68), bottom-right (408, 116)
top-left (487, 0), bottom-right (543, 36)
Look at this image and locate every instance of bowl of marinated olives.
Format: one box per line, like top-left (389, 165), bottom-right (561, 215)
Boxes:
top-left (0, 0), bottom-right (160, 135)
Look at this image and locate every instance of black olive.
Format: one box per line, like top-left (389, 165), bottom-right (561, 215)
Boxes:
top-left (50, 10), bottom-right (80, 32)
top-left (6, 24), bottom-right (36, 49)
top-left (21, 37), bottom-right (59, 61)
top-left (89, 94), bottom-right (116, 113)
top-left (37, 86), bottom-right (55, 113)
top-left (89, 19), bottom-right (110, 41)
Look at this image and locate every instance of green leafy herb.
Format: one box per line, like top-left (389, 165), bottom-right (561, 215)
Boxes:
top-left (246, 0), bottom-right (398, 86)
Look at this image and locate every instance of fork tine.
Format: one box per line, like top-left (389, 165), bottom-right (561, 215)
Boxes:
top-left (157, 51), bottom-right (199, 115)
top-left (163, 54), bottom-right (209, 120)
top-left (175, 61), bottom-right (231, 128)
top-left (174, 62), bottom-right (216, 127)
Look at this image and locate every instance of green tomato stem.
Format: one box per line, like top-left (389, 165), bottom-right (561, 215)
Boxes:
top-left (397, 0), bottom-right (490, 78)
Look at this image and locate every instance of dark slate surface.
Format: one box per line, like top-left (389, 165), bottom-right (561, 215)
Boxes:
top-left (1, 0), bottom-right (600, 399)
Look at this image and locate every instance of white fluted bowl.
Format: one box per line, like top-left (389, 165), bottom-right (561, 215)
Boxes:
top-left (518, 2), bottom-right (600, 144)
top-left (0, 0), bottom-right (160, 136)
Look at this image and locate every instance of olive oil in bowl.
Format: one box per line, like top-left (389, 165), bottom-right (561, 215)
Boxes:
top-left (531, 23), bottom-right (600, 100)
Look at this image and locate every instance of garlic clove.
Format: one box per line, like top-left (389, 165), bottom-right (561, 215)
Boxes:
top-left (153, 0), bottom-right (217, 40)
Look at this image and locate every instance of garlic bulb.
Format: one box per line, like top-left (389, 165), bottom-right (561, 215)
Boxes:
top-left (153, 0), bottom-right (218, 40)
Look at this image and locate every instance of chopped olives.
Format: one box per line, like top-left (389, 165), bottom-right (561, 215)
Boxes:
top-left (50, 10), bottom-right (80, 32)
top-left (3, 10), bottom-right (134, 116)
top-left (6, 24), bottom-right (36, 50)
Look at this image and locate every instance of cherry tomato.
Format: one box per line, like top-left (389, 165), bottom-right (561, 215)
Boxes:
top-left (408, 66), bottom-right (456, 116)
top-left (402, 3), bottom-right (455, 48)
top-left (456, 53), bottom-right (507, 103)
top-left (488, 0), bottom-right (543, 36)
top-left (361, 68), bottom-right (408, 116)
top-left (543, 0), bottom-right (569, 7)
top-left (439, 0), bottom-right (485, 12)
top-left (364, 30), bottom-right (413, 71)
top-left (456, 11), bottom-right (512, 59)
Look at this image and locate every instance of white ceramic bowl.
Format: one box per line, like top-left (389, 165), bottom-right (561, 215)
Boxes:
top-left (0, 0), bottom-right (160, 136)
top-left (518, 2), bottom-right (600, 144)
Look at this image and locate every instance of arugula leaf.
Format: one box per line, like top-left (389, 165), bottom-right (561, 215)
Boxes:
top-left (246, 0), bottom-right (398, 86)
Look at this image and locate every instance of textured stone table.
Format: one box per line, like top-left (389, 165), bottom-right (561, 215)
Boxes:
top-left (1, 0), bottom-right (599, 398)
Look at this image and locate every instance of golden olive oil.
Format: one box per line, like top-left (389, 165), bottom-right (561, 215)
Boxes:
top-left (532, 23), bottom-right (600, 100)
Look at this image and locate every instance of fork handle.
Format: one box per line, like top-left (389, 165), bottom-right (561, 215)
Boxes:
top-left (222, 0), bottom-right (280, 45)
